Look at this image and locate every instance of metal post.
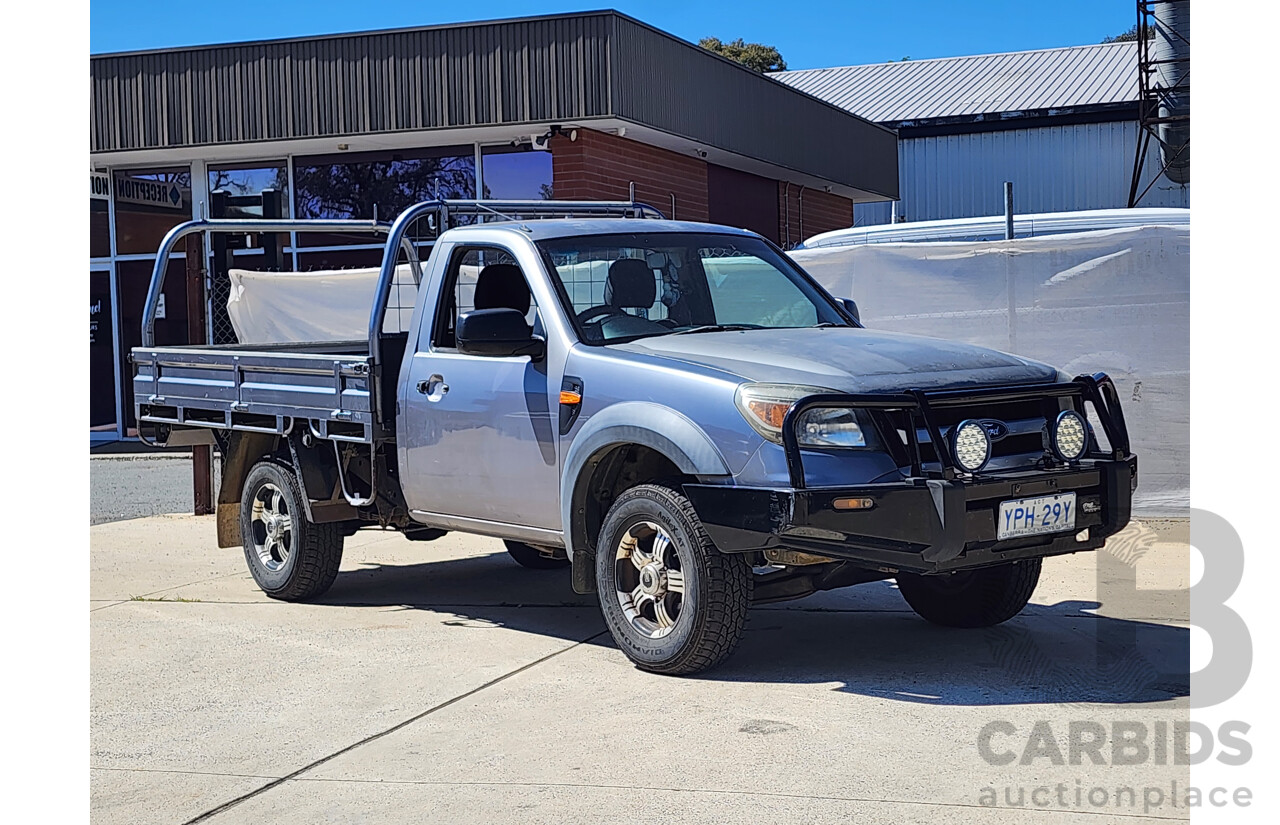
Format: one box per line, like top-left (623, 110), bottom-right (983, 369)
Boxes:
top-left (1003, 181), bottom-right (1018, 352)
top-left (286, 155), bottom-right (299, 271)
top-left (104, 168), bottom-right (126, 441)
top-left (185, 232), bottom-right (213, 515)
top-left (1004, 181), bottom-right (1014, 240)
top-left (261, 189), bottom-right (284, 270)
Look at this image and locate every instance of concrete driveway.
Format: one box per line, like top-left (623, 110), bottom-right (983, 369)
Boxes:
top-left (91, 514), bottom-right (1190, 824)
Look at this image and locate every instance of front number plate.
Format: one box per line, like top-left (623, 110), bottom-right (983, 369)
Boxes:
top-left (997, 493), bottom-right (1077, 540)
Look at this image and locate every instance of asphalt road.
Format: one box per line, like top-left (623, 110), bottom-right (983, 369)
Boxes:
top-left (90, 455), bottom-right (194, 525)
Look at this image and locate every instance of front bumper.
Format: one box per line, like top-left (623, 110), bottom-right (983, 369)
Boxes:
top-left (685, 455), bottom-right (1136, 574)
top-left (685, 373), bottom-right (1138, 575)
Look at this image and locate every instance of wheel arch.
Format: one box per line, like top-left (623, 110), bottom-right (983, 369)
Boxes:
top-left (561, 402), bottom-right (731, 593)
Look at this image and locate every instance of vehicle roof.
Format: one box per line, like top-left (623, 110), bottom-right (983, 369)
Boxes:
top-left (445, 218), bottom-right (762, 242)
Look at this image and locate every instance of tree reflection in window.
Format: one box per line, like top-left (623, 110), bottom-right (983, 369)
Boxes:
top-left (293, 153), bottom-right (476, 220)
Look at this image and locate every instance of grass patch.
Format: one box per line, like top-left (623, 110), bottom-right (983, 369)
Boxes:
top-left (129, 595), bottom-right (202, 603)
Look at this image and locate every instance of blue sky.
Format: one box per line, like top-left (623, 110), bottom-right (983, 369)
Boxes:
top-left (91, 0), bottom-right (1134, 68)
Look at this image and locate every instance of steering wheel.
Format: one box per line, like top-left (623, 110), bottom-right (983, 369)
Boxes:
top-left (577, 305), bottom-right (625, 326)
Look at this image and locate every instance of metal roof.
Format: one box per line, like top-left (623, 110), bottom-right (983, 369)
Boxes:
top-left (773, 42), bottom-right (1138, 124)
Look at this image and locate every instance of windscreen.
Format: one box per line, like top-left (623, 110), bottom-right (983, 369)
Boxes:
top-left (536, 232), bottom-right (846, 344)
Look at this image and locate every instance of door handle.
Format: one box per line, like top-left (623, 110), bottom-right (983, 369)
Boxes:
top-left (417, 374), bottom-right (448, 400)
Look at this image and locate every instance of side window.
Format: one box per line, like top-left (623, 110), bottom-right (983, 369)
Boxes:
top-left (431, 246), bottom-right (538, 349)
top-left (701, 246), bottom-right (817, 327)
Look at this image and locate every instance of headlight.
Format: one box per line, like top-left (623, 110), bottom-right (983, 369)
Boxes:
top-left (951, 419), bottom-right (991, 472)
top-left (795, 407), bottom-right (866, 448)
top-left (735, 384), bottom-right (865, 447)
top-left (1052, 410), bottom-right (1088, 461)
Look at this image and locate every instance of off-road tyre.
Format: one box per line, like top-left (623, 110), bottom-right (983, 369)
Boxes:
top-left (596, 483), bottom-right (752, 675)
top-left (504, 540), bottom-right (570, 569)
top-left (240, 460), bottom-right (344, 601)
top-left (896, 559), bottom-right (1042, 628)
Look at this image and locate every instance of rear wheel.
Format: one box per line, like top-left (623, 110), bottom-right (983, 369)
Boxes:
top-left (503, 540), bottom-right (570, 570)
top-left (896, 559), bottom-right (1041, 628)
top-left (240, 461), bottom-right (344, 601)
top-left (595, 484), bottom-right (751, 675)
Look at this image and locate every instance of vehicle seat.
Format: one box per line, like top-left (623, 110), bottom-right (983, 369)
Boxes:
top-left (595, 258), bottom-right (665, 340)
top-left (605, 258), bottom-right (655, 311)
top-left (473, 264), bottom-right (531, 314)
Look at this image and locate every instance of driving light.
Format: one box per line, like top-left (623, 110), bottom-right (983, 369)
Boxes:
top-left (734, 384), bottom-right (833, 444)
top-left (1053, 410), bottom-right (1088, 461)
top-left (951, 420), bottom-right (991, 472)
top-left (796, 407), bottom-right (866, 448)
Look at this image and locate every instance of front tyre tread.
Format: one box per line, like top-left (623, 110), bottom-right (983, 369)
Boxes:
top-left (596, 483), bottom-right (751, 676)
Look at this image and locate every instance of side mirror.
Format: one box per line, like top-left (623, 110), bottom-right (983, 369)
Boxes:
top-left (457, 308), bottom-right (545, 359)
top-left (839, 297), bottom-right (862, 326)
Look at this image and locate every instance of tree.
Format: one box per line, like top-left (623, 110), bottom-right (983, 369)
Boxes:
top-left (698, 37), bottom-right (787, 72)
top-left (1102, 24), bottom-right (1141, 43)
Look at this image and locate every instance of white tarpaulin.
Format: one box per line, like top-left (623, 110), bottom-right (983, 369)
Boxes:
top-left (791, 224), bottom-right (1189, 516)
top-left (226, 265), bottom-right (421, 344)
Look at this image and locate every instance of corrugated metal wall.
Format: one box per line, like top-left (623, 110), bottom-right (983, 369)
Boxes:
top-left (91, 16), bottom-right (615, 152)
top-left (89, 13), bottom-right (898, 197)
top-left (854, 120), bottom-right (1189, 226)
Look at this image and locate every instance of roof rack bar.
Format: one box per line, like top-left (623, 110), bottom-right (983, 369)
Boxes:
top-left (142, 218), bottom-right (393, 347)
top-left (140, 200), bottom-right (664, 349)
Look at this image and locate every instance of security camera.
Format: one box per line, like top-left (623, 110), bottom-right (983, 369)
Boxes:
top-left (532, 132), bottom-right (551, 150)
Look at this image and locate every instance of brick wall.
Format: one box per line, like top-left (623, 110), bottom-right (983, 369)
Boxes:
top-left (778, 184), bottom-right (853, 248)
top-left (550, 128), bottom-right (709, 221)
top-left (549, 127), bottom-right (854, 242)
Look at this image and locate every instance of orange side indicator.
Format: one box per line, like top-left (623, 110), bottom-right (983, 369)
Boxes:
top-left (559, 390), bottom-right (583, 405)
top-left (833, 497), bottom-right (875, 511)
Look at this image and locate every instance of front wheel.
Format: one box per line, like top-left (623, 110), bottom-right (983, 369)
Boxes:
top-left (896, 559), bottom-right (1042, 628)
top-left (240, 461), bottom-right (344, 601)
top-left (596, 484), bottom-right (752, 675)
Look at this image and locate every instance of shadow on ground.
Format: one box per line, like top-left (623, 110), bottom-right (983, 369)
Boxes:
top-left (316, 551), bottom-right (1189, 707)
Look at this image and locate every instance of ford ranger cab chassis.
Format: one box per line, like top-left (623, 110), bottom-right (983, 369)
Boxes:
top-left (131, 199), bottom-right (1136, 675)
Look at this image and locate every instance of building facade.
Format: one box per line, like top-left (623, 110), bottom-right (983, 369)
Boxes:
top-left (776, 42), bottom-right (1190, 227)
top-left (89, 11), bottom-right (898, 441)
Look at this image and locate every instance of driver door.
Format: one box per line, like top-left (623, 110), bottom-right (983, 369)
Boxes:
top-left (399, 244), bottom-right (561, 531)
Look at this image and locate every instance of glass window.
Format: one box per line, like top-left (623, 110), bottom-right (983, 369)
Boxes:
top-left (433, 247), bottom-right (536, 348)
top-left (701, 245), bottom-right (819, 328)
top-left (537, 232), bottom-right (844, 344)
top-left (112, 167), bottom-right (192, 255)
top-left (293, 149), bottom-right (475, 221)
top-left (208, 163), bottom-right (289, 216)
top-left (91, 199), bottom-right (110, 258)
top-left (481, 146), bottom-right (553, 200)
top-left (293, 148), bottom-right (475, 249)
top-left (92, 170), bottom-right (111, 257)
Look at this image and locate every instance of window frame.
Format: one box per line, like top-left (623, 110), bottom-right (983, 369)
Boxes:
top-left (428, 243), bottom-right (533, 352)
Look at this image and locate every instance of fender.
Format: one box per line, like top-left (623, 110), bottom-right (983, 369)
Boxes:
top-left (560, 401), bottom-right (731, 559)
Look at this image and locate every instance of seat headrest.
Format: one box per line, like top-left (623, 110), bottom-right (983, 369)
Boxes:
top-left (473, 264), bottom-right (530, 315)
top-left (605, 258), bottom-right (655, 309)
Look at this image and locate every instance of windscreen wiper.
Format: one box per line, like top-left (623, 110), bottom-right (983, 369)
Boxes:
top-left (669, 324), bottom-right (763, 335)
